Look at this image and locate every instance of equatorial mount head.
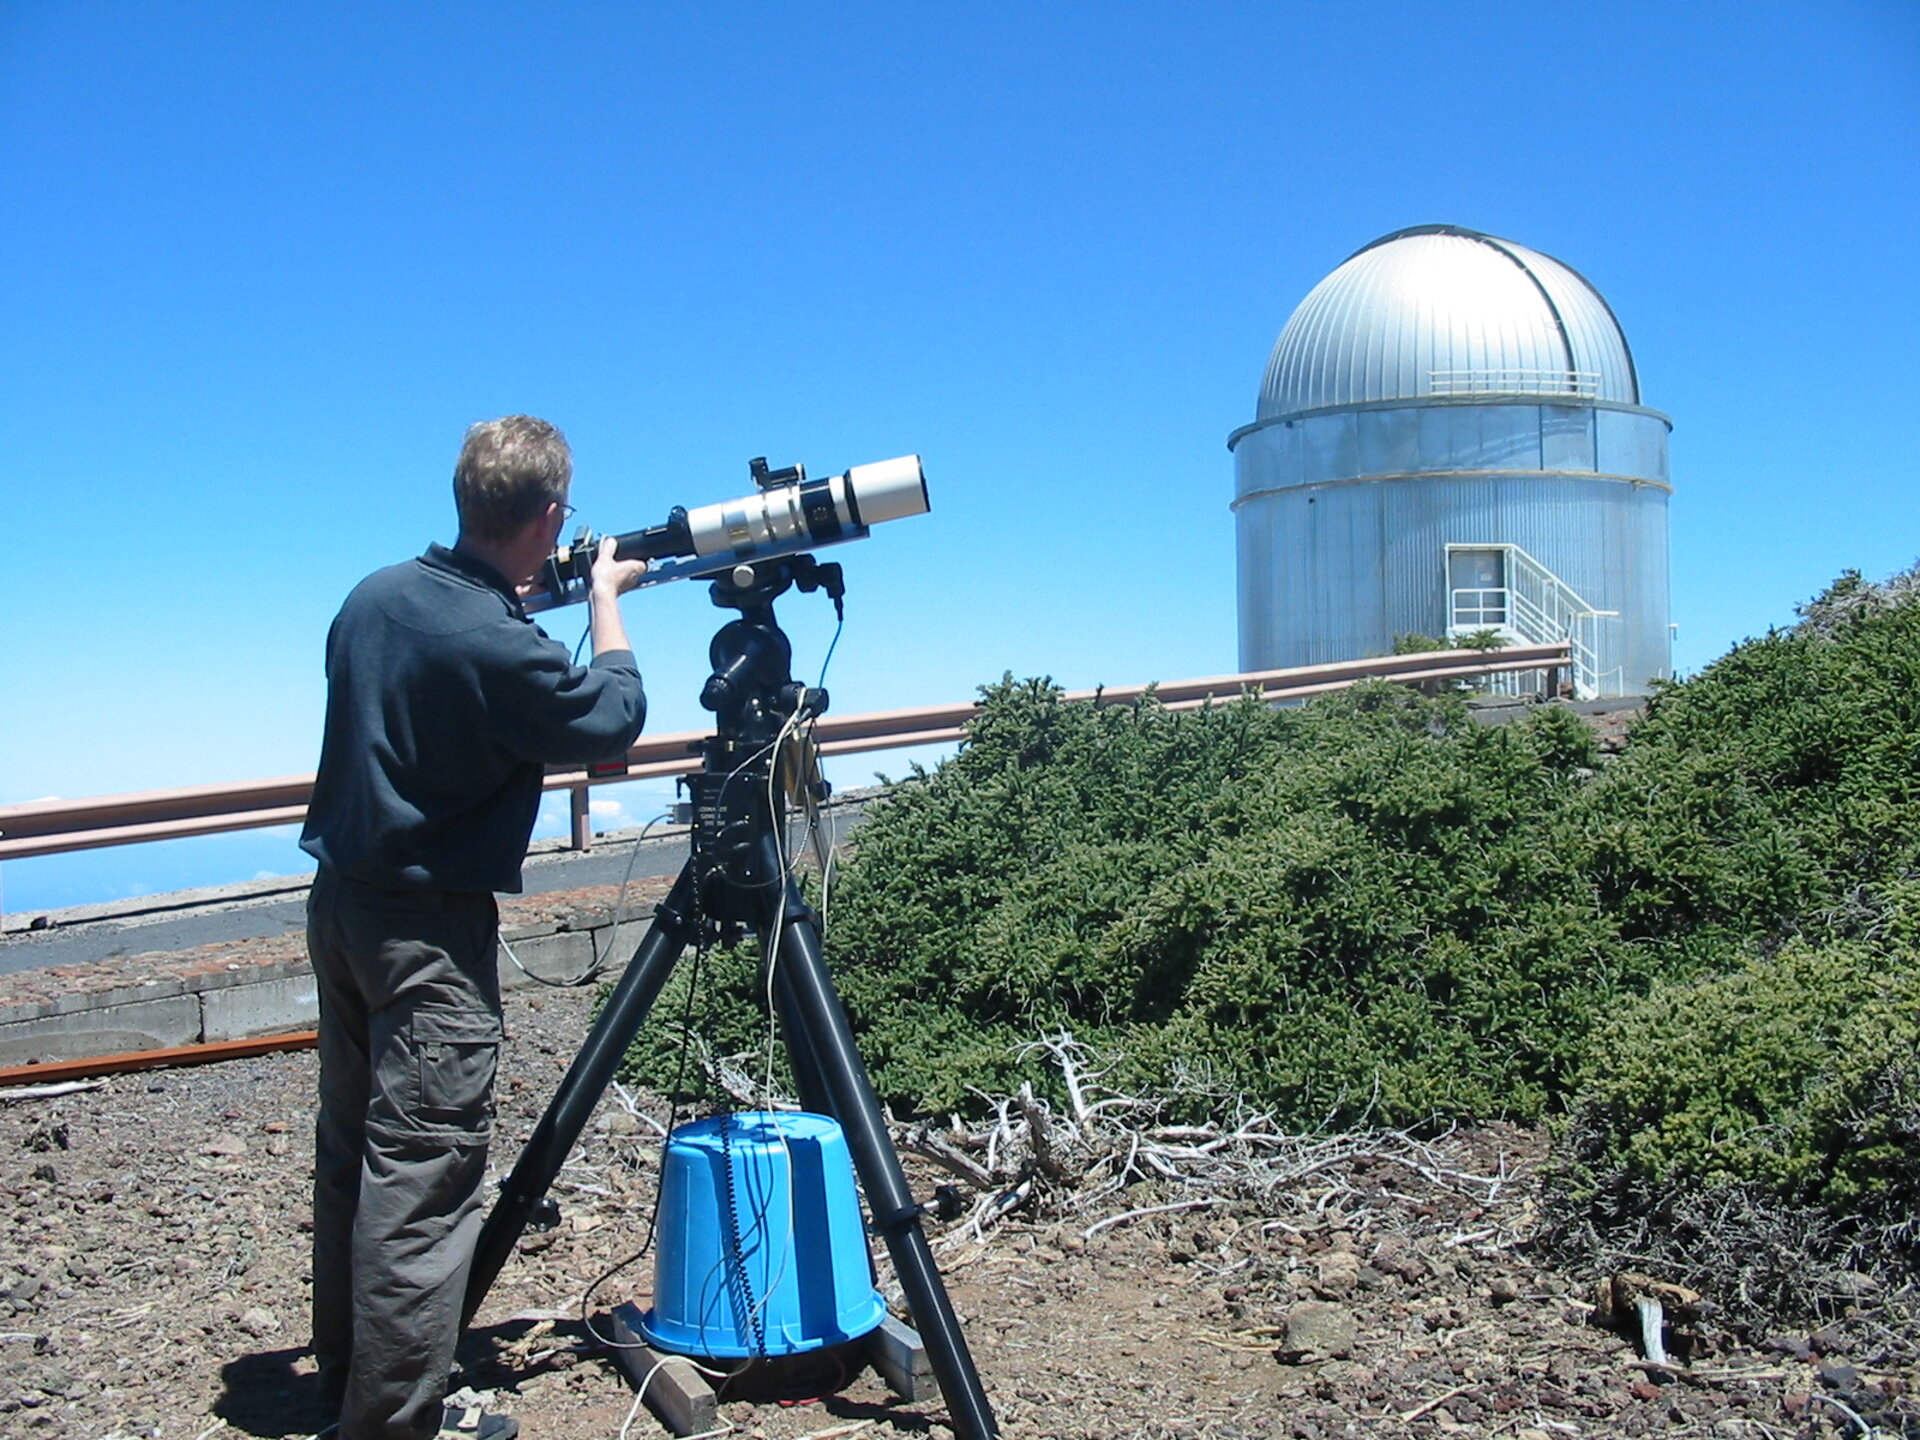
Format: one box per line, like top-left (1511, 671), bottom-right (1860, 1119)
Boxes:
top-left (697, 553), bottom-right (839, 737)
top-left (686, 550), bottom-right (838, 919)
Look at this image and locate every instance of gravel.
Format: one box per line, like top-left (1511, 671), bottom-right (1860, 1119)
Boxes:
top-left (1, 981), bottom-right (1913, 1440)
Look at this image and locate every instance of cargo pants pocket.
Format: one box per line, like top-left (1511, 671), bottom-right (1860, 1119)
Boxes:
top-left (410, 1008), bottom-right (501, 1138)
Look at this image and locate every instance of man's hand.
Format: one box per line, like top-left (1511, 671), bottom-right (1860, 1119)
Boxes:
top-left (588, 536), bottom-right (647, 659)
top-left (590, 535), bottom-right (649, 598)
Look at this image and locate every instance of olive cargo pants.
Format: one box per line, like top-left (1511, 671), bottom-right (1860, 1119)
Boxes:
top-left (307, 869), bottom-right (503, 1440)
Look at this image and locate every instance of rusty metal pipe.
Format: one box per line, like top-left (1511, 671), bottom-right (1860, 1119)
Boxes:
top-left (0, 1031), bottom-right (319, 1087)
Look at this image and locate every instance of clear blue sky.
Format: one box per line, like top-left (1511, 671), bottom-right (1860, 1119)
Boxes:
top-left (3, 2), bottom-right (1916, 911)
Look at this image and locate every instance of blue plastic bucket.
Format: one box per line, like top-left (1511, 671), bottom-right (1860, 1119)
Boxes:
top-left (640, 1111), bottom-right (886, 1359)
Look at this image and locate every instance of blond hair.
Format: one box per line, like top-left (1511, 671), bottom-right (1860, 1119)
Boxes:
top-left (452, 415), bottom-right (572, 540)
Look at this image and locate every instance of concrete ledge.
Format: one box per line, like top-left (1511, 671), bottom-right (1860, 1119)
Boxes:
top-left (0, 993), bottom-right (203, 1066)
top-left (0, 876), bottom-right (675, 1069)
top-left (0, 954), bottom-right (318, 1023)
top-left (203, 973), bottom-right (321, 1043)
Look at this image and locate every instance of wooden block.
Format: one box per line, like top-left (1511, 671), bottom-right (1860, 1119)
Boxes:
top-left (865, 1315), bottom-right (935, 1402)
top-left (606, 1303), bottom-right (719, 1437)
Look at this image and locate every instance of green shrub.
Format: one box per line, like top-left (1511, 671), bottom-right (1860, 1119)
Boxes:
top-left (622, 564), bottom-right (1920, 1302)
top-left (1539, 570), bottom-right (1920, 1303)
top-left (1556, 937), bottom-right (1920, 1209)
top-left (1570, 584), bottom-right (1920, 935)
top-left (1390, 630), bottom-right (1507, 653)
top-left (792, 678), bottom-right (1628, 1126)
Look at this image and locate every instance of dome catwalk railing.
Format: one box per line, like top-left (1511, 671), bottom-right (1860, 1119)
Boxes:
top-left (1427, 369), bottom-right (1601, 398)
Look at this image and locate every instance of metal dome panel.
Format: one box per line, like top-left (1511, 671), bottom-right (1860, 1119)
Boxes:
top-left (1257, 227), bottom-right (1640, 419)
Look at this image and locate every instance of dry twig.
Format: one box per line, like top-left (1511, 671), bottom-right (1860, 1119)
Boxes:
top-left (893, 1029), bottom-right (1518, 1249)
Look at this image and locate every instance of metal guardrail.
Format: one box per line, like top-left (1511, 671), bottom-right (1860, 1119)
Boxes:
top-left (0, 644), bottom-right (1572, 862)
top-left (1428, 368), bottom-right (1599, 397)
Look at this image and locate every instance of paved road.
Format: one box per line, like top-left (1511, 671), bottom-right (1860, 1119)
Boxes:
top-left (0, 802), bottom-right (872, 977)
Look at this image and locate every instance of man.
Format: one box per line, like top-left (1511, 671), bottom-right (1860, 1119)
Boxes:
top-left (300, 416), bottom-right (649, 1439)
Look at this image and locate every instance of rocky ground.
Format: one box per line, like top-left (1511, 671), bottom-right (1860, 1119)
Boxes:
top-left (1, 980), bottom-right (1913, 1440)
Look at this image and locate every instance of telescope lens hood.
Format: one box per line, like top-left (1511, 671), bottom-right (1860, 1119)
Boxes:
top-left (841, 456), bottom-right (929, 527)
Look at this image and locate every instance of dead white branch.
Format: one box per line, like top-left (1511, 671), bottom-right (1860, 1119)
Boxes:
top-left (1635, 1295), bottom-right (1668, 1367)
top-left (890, 1029), bottom-right (1517, 1249)
top-left (609, 1082), bottom-right (669, 1136)
top-left (898, 1124), bottom-right (995, 1189)
top-left (0, 1079), bottom-right (108, 1102)
top-left (1082, 1196), bottom-right (1225, 1240)
top-left (1015, 1083), bottom-right (1072, 1183)
top-left (1015, 1032), bottom-right (1104, 1132)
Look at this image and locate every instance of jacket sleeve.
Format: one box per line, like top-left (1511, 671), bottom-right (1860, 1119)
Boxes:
top-left (476, 619), bottom-right (648, 766)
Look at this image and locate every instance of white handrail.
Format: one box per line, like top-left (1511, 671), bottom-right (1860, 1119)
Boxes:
top-left (1428, 368), bottom-right (1599, 397)
top-left (1448, 542), bottom-right (1616, 699)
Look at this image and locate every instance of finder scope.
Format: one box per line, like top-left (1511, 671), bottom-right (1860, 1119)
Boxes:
top-left (528, 454), bottom-right (928, 612)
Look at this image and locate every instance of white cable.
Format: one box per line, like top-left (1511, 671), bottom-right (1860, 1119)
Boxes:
top-left (736, 694), bottom-right (817, 1352)
top-left (763, 703), bottom-right (810, 1037)
top-left (805, 606), bottom-right (846, 933)
top-left (500, 812), bottom-right (669, 989)
top-left (812, 767), bottom-right (841, 934)
top-left (615, 1363), bottom-right (660, 1440)
top-left (500, 934), bottom-right (593, 990)
top-left (615, 1353), bottom-right (738, 1440)
top-left (601, 811), bottom-right (673, 970)
top-left (618, 649), bottom-right (839, 1371)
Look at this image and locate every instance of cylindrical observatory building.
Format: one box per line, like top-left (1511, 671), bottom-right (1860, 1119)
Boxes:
top-left (1229, 225), bottom-right (1672, 697)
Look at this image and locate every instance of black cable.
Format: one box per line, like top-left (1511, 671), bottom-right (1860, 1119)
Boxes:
top-left (587, 579), bottom-right (838, 1364)
top-left (717, 1113), bottom-right (769, 1357)
top-left (640, 932), bottom-right (709, 1257)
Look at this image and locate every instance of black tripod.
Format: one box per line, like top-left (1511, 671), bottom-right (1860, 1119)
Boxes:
top-left (461, 555), bottom-right (999, 1440)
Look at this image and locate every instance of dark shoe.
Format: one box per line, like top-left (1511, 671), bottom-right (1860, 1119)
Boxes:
top-left (440, 1403), bottom-right (519, 1440)
top-left (313, 1355), bottom-right (347, 1435)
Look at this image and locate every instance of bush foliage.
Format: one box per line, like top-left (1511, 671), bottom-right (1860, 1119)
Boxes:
top-left (825, 681), bottom-right (1620, 1125)
top-left (1550, 569), bottom-right (1920, 1242)
top-left (1558, 938), bottom-right (1920, 1211)
top-left (629, 565), bottom-right (1920, 1280)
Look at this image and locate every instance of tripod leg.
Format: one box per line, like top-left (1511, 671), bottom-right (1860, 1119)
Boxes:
top-left (768, 894), bottom-right (1001, 1440)
top-left (462, 864), bottom-right (701, 1328)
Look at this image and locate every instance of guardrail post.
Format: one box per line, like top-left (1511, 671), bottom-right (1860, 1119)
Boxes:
top-left (569, 785), bottom-right (593, 852)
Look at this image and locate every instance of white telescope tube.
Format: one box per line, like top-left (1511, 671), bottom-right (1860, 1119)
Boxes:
top-left (682, 454), bottom-right (927, 558)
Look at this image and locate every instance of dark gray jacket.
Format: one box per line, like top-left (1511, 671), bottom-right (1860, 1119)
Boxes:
top-left (300, 544), bottom-right (646, 893)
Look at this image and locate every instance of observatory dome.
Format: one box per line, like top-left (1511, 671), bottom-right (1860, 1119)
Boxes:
top-left (1258, 225), bottom-right (1640, 419)
top-left (1231, 223), bottom-right (1672, 699)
